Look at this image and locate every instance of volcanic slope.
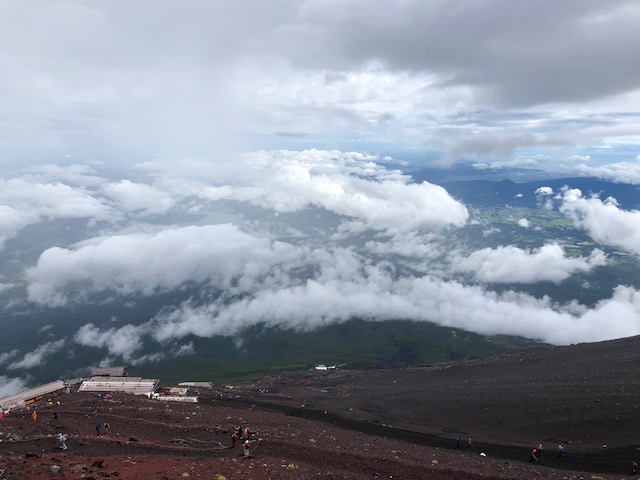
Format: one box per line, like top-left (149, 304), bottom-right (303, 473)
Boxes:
top-left (1, 336), bottom-right (640, 479)
top-left (230, 334), bottom-right (640, 474)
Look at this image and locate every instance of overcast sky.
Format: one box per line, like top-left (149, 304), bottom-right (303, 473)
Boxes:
top-left (1, 0), bottom-right (639, 171)
top-left (2, 1), bottom-right (640, 394)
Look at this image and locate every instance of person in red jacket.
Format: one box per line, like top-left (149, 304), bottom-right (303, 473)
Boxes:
top-left (231, 432), bottom-right (237, 447)
top-left (530, 448), bottom-right (540, 463)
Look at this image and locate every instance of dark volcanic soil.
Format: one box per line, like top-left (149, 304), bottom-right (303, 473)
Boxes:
top-left (2, 335), bottom-right (640, 479)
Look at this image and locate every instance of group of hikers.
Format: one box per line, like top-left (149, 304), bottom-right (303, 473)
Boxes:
top-left (95, 421), bottom-right (111, 436)
top-left (30, 409), bottom-right (112, 450)
top-left (529, 443), bottom-right (566, 463)
top-left (454, 436), bottom-right (474, 449)
top-left (231, 426), bottom-right (254, 458)
top-left (10, 396), bottom-right (640, 475)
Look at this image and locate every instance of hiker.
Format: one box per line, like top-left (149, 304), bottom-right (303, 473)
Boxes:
top-left (52, 411), bottom-right (58, 420)
top-left (95, 422), bottom-right (101, 436)
top-left (237, 426), bottom-right (243, 440)
top-left (537, 443), bottom-right (544, 456)
top-left (467, 437), bottom-right (473, 448)
top-left (557, 444), bottom-right (565, 457)
top-left (57, 433), bottom-right (67, 450)
top-left (455, 437), bottom-right (461, 449)
top-left (104, 422), bottom-right (110, 435)
top-left (632, 461), bottom-right (638, 474)
top-left (243, 438), bottom-right (251, 457)
top-left (32, 411), bottom-right (37, 421)
top-left (529, 448), bottom-right (540, 463)
top-left (231, 432), bottom-right (237, 447)
top-left (243, 427), bottom-right (250, 440)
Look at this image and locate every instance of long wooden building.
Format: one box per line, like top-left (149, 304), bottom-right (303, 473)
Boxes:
top-left (78, 376), bottom-right (159, 397)
top-left (0, 380), bottom-right (66, 410)
top-left (90, 366), bottom-right (128, 377)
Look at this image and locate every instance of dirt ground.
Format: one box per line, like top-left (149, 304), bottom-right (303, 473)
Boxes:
top-left (2, 335), bottom-right (640, 479)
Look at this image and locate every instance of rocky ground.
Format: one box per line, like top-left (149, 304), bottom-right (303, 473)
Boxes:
top-left (2, 335), bottom-right (640, 479)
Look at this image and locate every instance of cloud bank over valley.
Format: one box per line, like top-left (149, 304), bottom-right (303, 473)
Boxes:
top-left (2, 1), bottom-right (640, 393)
top-left (0, 150), bottom-right (639, 383)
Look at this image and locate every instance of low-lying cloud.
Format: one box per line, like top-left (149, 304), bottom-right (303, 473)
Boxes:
top-left (0, 375), bottom-right (28, 398)
top-left (0, 149), bottom-right (639, 371)
top-left (560, 188), bottom-right (640, 256)
top-left (26, 224), bottom-right (300, 307)
top-left (451, 244), bottom-right (607, 284)
top-left (7, 339), bottom-right (65, 370)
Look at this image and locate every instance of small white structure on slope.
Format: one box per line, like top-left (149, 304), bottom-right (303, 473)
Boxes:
top-left (315, 364), bottom-right (337, 371)
top-left (177, 382), bottom-right (213, 388)
top-left (151, 393), bottom-right (199, 403)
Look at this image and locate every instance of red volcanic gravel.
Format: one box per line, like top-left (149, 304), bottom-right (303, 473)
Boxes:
top-left (3, 336), bottom-right (640, 479)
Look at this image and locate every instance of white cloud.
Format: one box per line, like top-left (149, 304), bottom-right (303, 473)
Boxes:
top-left (3, 145), bottom-right (639, 369)
top-left (451, 244), bottom-right (607, 284)
top-left (102, 180), bottom-right (175, 216)
top-left (7, 339), bottom-right (65, 370)
top-left (22, 163), bottom-right (107, 188)
top-left (184, 150), bottom-right (468, 233)
top-left (535, 186), bottom-right (554, 196)
top-left (26, 224), bottom-right (300, 306)
top-left (560, 188), bottom-right (640, 255)
top-left (0, 349), bottom-right (18, 366)
top-left (74, 265), bottom-right (640, 355)
top-left (517, 218), bottom-right (530, 228)
top-left (574, 158), bottom-right (640, 185)
top-left (131, 150), bottom-right (469, 235)
top-left (76, 323), bottom-right (196, 364)
top-left (0, 178), bottom-right (113, 248)
top-left (0, 375), bottom-right (28, 398)
top-left (75, 323), bottom-right (144, 361)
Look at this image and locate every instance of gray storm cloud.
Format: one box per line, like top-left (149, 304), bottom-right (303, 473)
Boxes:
top-left (282, 0), bottom-right (640, 106)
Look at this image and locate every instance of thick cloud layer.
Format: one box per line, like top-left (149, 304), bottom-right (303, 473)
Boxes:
top-left (0, 147), bottom-right (636, 375)
top-left (23, 150), bottom-right (469, 306)
top-left (5, 150), bottom-right (639, 364)
top-left (26, 224), bottom-right (299, 306)
top-left (72, 265), bottom-right (640, 366)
